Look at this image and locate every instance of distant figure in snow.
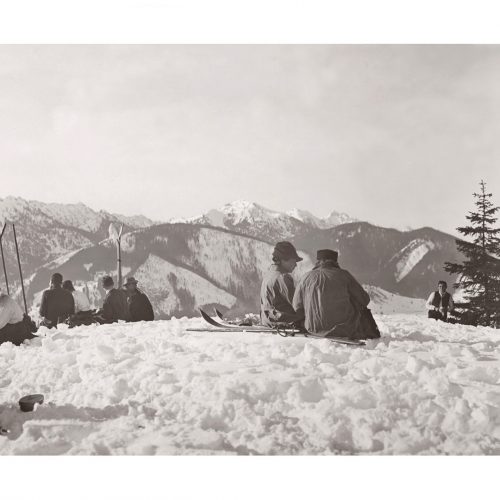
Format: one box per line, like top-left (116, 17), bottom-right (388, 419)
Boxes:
top-left (63, 280), bottom-right (91, 313)
top-left (260, 241), bottom-right (303, 327)
top-left (123, 277), bottom-right (154, 322)
top-left (98, 275), bottom-right (130, 323)
top-left (39, 272), bottom-right (75, 328)
top-left (293, 249), bottom-right (374, 339)
top-left (0, 288), bottom-right (36, 345)
top-left (426, 280), bottom-right (454, 322)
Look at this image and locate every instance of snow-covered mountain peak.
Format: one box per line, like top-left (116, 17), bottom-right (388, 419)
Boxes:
top-left (0, 196), bottom-right (155, 233)
top-left (323, 210), bottom-right (357, 227)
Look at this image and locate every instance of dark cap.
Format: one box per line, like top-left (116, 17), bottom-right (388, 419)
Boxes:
top-left (272, 241), bottom-right (303, 262)
top-left (317, 249), bottom-right (338, 261)
top-left (19, 394), bottom-right (44, 412)
top-left (50, 273), bottom-right (63, 285)
top-left (101, 275), bottom-right (114, 288)
top-left (62, 280), bottom-right (75, 292)
top-left (124, 277), bottom-right (138, 286)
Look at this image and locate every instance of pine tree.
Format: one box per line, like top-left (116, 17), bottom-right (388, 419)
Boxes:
top-left (444, 180), bottom-right (500, 327)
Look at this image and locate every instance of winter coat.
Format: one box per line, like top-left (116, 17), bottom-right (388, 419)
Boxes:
top-left (0, 293), bottom-right (24, 330)
top-left (128, 291), bottom-right (154, 322)
top-left (260, 263), bottom-right (301, 327)
top-left (101, 288), bottom-right (130, 323)
top-left (39, 285), bottom-right (75, 326)
top-left (293, 261), bottom-right (370, 337)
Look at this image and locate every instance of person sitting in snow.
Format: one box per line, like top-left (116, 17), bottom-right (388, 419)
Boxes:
top-left (63, 280), bottom-right (91, 313)
top-left (293, 249), bottom-right (372, 339)
top-left (63, 280), bottom-right (97, 327)
top-left (97, 275), bottom-right (130, 323)
top-left (426, 280), bottom-right (454, 322)
top-left (123, 277), bottom-right (154, 322)
top-left (260, 241), bottom-right (303, 328)
top-left (39, 272), bottom-right (75, 328)
top-left (0, 288), bottom-right (37, 345)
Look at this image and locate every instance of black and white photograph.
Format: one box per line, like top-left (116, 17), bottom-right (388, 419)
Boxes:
top-left (0, 1), bottom-right (500, 498)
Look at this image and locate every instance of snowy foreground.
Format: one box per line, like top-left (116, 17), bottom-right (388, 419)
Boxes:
top-left (1, 315), bottom-right (500, 455)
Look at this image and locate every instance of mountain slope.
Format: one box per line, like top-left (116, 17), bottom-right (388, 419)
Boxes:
top-left (0, 196), bottom-right (156, 289)
top-left (291, 222), bottom-right (464, 298)
top-left (27, 224), bottom-right (313, 319)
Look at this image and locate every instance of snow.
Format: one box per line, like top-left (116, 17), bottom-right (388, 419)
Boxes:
top-left (134, 254), bottom-right (238, 315)
top-left (1, 314), bottom-right (500, 455)
top-left (366, 286), bottom-right (427, 314)
top-left (391, 239), bottom-right (436, 282)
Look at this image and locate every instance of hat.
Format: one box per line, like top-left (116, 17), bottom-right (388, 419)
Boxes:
top-left (316, 249), bottom-right (338, 261)
top-left (50, 272), bottom-right (63, 285)
top-left (19, 394), bottom-right (44, 412)
top-left (272, 241), bottom-right (303, 262)
top-left (124, 277), bottom-right (138, 286)
top-left (62, 280), bottom-right (75, 292)
top-left (101, 275), bottom-right (114, 288)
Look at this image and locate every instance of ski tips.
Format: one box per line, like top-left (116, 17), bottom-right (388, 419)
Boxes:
top-left (214, 308), bottom-right (224, 320)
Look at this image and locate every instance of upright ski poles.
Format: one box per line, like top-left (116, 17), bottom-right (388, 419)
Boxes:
top-left (109, 223), bottom-right (124, 288)
top-left (12, 223), bottom-right (28, 315)
top-left (0, 222), bottom-right (9, 295)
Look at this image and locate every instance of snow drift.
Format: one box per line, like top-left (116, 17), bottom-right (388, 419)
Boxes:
top-left (1, 314), bottom-right (499, 455)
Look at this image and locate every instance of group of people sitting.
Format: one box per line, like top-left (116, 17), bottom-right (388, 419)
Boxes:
top-left (260, 241), bottom-right (377, 339)
top-left (39, 272), bottom-right (155, 328)
top-left (1, 241), bottom-right (455, 347)
top-left (0, 272), bottom-right (154, 345)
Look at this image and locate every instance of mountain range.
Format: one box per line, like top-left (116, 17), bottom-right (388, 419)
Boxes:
top-left (0, 196), bottom-right (463, 319)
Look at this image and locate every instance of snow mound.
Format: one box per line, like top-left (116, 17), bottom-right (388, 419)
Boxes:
top-left (1, 315), bottom-right (500, 455)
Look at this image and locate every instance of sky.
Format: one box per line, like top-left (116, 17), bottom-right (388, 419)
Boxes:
top-left (1, 45), bottom-right (500, 235)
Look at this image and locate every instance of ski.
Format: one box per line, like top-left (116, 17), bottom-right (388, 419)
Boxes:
top-left (198, 309), bottom-right (365, 346)
top-left (199, 308), bottom-right (282, 331)
top-left (214, 308), bottom-right (225, 321)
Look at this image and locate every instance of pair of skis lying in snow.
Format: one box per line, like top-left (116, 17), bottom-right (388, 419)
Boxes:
top-left (187, 308), bottom-right (367, 346)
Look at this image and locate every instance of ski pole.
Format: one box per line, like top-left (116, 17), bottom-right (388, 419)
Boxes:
top-left (12, 223), bottom-right (28, 315)
top-left (117, 224), bottom-right (123, 288)
top-left (0, 222), bottom-right (9, 295)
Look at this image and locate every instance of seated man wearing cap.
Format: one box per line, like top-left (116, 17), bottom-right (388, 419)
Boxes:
top-left (39, 272), bottom-right (75, 328)
top-left (293, 249), bottom-right (371, 339)
top-left (260, 241), bottom-right (303, 328)
top-left (98, 275), bottom-right (130, 323)
top-left (0, 287), bottom-right (37, 345)
top-left (123, 277), bottom-right (154, 322)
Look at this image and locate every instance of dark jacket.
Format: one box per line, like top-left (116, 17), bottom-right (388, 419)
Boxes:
top-left (128, 290), bottom-right (154, 322)
top-left (39, 285), bottom-right (75, 326)
top-left (293, 261), bottom-right (370, 337)
top-left (260, 263), bottom-right (301, 327)
top-left (102, 288), bottom-right (130, 323)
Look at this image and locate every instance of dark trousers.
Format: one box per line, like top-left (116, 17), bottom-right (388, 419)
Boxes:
top-left (428, 310), bottom-right (447, 322)
top-left (0, 321), bottom-right (37, 346)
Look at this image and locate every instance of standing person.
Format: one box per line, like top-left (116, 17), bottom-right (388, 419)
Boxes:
top-left (123, 277), bottom-right (154, 322)
top-left (260, 241), bottom-right (303, 328)
top-left (98, 275), bottom-right (129, 323)
top-left (0, 288), bottom-right (36, 345)
top-left (426, 280), bottom-right (454, 322)
top-left (39, 273), bottom-right (75, 328)
top-left (293, 249), bottom-right (371, 338)
top-left (63, 280), bottom-right (91, 313)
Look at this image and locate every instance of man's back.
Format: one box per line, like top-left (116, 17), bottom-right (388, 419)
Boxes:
top-left (40, 287), bottom-right (75, 324)
top-left (293, 262), bottom-right (370, 335)
top-left (102, 288), bottom-right (130, 322)
top-left (260, 264), bottom-right (297, 327)
top-left (128, 291), bottom-right (154, 322)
